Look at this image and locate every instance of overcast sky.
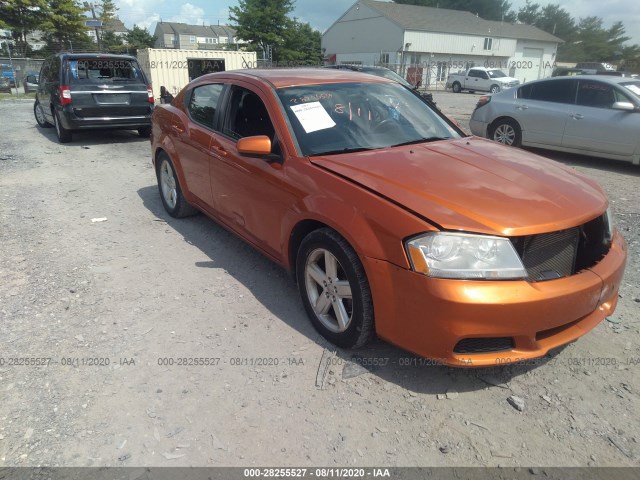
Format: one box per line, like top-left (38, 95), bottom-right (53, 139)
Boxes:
top-left (113, 0), bottom-right (640, 45)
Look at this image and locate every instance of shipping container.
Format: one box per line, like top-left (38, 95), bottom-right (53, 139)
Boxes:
top-left (137, 48), bottom-right (258, 101)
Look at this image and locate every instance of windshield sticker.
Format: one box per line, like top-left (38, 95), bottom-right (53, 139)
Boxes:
top-left (624, 84), bottom-right (640, 96)
top-left (290, 101), bottom-right (336, 133)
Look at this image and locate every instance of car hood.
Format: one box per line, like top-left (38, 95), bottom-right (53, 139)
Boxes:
top-left (309, 137), bottom-right (607, 236)
top-left (495, 76), bottom-right (519, 83)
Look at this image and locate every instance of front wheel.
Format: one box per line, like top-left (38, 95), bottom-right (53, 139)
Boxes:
top-left (34, 101), bottom-right (52, 128)
top-left (489, 84), bottom-right (501, 94)
top-left (490, 118), bottom-right (521, 147)
top-left (296, 228), bottom-right (374, 349)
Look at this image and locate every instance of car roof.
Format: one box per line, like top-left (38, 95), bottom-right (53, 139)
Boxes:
top-left (203, 68), bottom-right (395, 88)
top-left (528, 75), bottom-right (635, 86)
top-left (56, 53), bottom-right (138, 61)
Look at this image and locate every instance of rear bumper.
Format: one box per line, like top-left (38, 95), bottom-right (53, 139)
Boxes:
top-left (469, 118), bottom-right (489, 137)
top-left (57, 105), bottom-right (152, 131)
top-left (364, 231), bottom-right (627, 367)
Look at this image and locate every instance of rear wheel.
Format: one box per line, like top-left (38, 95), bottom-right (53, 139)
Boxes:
top-left (490, 118), bottom-right (521, 147)
top-left (156, 152), bottom-right (198, 218)
top-left (452, 82), bottom-right (462, 93)
top-left (34, 101), bottom-right (52, 128)
top-left (54, 110), bottom-right (72, 143)
top-left (296, 228), bottom-right (374, 349)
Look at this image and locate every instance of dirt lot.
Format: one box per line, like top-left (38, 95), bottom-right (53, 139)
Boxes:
top-left (1, 95), bottom-right (639, 468)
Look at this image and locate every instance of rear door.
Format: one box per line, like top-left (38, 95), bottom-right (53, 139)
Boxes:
top-left (562, 79), bottom-right (639, 157)
top-left (66, 57), bottom-right (151, 119)
top-left (514, 79), bottom-right (576, 147)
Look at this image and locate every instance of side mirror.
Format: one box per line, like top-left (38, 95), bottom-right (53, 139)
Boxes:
top-left (237, 135), bottom-right (272, 156)
top-left (612, 101), bottom-right (635, 111)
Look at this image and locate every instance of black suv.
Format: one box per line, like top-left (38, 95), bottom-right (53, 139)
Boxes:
top-left (34, 53), bottom-right (154, 143)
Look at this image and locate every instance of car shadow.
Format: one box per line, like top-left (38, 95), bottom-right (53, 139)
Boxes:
top-left (137, 184), bottom-right (567, 395)
top-left (33, 123), bottom-right (150, 146)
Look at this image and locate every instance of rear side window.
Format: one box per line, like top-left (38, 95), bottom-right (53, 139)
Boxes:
top-left (187, 83), bottom-right (224, 128)
top-left (520, 80), bottom-right (576, 104)
top-left (68, 58), bottom-right (146, 84)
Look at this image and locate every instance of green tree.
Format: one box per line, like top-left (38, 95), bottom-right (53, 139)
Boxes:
top-left (229, 0), bottom-right (294, 59)
top-left (124, 25), bottom-right (156, 50)
top-left (101, 29), bottom-right (124, 52)
top-left (0, 0), bottom-right (49, 44)
top-left (97, 0), bottom-right (117, 23)
top-left (277, 18), bottom-right (321, 64)
top-left (41, 0), bottom-right (92, 51)
top-left (392, 0), bottom-right (516, 22)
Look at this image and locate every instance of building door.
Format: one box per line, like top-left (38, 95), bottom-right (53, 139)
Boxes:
top-left (522, 48), bottom-right (543, 83)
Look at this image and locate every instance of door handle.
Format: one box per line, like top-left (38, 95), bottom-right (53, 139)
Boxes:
top-left (171, 124), bottom-right (184, 134)
top-left (571, 114), bottom-right (584, 120)
top-left (212, 144), bottom-right (227, 157)
top-left (516, 104), bottom-right (528, 110)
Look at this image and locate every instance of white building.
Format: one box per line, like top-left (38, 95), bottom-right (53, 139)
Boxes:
top-left (322, 0), bottom-right (563, 87)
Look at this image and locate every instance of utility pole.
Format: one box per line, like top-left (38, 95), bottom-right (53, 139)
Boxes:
top-left (84, 2), bottom-right (102, 50)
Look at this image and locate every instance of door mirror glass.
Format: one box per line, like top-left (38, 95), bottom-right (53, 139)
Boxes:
top-left (612, 101), bottom-right (635, 111)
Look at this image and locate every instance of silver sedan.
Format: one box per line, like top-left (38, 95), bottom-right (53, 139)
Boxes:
top-left (469, 75), bottom-right (640, 165)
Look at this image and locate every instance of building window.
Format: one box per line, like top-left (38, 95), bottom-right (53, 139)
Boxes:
top-left (190, 35), bottom-right (196, 44)
top-left (380, 53), bottom-right (390, 64)
top-left (206, 38), bottom-right (218, 44)
top-left (483, 37), bottom-right (492, 51)
top-left (220, 38), bottom-right (228, 44)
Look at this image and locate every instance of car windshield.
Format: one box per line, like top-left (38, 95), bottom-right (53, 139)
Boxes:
top-left (278, 82), bottom-right (460, 156)
top-left (621, 81), bottom-right (640, 98)
top-left (68, 58), bottom-right (145, 84)
top-left (487, 69), bottom-right (507, 78)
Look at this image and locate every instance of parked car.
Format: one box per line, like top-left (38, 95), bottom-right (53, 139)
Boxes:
top-left (469, 75), bottom-right (640, 164)
top-left (0, 76), bottom-right (11, 93)
top-left (324, 65), bottom-right (437, 107)
top-left (446, 67), bottom-right (520, 94)
top-left (23, 72), bottom-right (39, 93)
top-left (151, 68), bottom-right (626, 367)
top-left (33, 53), bottom-right (154, 143)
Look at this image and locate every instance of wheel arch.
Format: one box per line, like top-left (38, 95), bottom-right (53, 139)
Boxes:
top-left (489, 115), bottom-right (521, 134)
top-left (153, 141), bottom-right (195, 204)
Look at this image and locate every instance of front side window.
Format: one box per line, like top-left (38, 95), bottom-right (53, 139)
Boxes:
top-left (187, 83), bottom-right (224, 128)
top-left (576, 80), bottom-right (615, 109)
top-left (278, 82), bottom-right (461, 156)
top-left (222, 87), bottom-right (275, 140)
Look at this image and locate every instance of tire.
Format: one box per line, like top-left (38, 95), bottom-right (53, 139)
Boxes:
top-left (296, 228), bottom-right (374, 349)
top-left (452, 82), bottom-right (462, 93)
top-left (490, 84), bottom-right (501, 94)
top-left (34, 101), bottom-right (52, 128)
top-left (156, 152), bottom-right (198, 218)
top-left (489, 118), bottom-right (522, 147)
top-left (53, 110), bottom-right (72, 143)
top-left (138, 126), bottom-right (151, 138)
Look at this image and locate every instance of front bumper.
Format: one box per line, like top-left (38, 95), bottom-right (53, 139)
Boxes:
top-left (363, 231), bottom-right (627, 367)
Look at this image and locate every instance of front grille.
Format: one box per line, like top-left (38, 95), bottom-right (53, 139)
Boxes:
top-left (511, 214), bottom-right (611, 282)
top-left (454, 337), bottom-right (514, 354)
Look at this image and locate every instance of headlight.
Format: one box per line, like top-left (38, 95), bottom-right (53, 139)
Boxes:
top-left (405, 232), bottom-right (527, 280)
top-left (604, 207), bottom-right (614, 242)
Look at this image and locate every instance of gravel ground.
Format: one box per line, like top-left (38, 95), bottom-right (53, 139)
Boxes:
top-left (0, 96), bottom-right (639, 468)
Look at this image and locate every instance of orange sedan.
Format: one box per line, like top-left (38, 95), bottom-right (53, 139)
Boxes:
top-left (150, 69), bottom-right (627, 367)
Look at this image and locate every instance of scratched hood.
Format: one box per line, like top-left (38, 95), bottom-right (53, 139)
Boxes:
top-left (310, 137), bottom-right (607, 236)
